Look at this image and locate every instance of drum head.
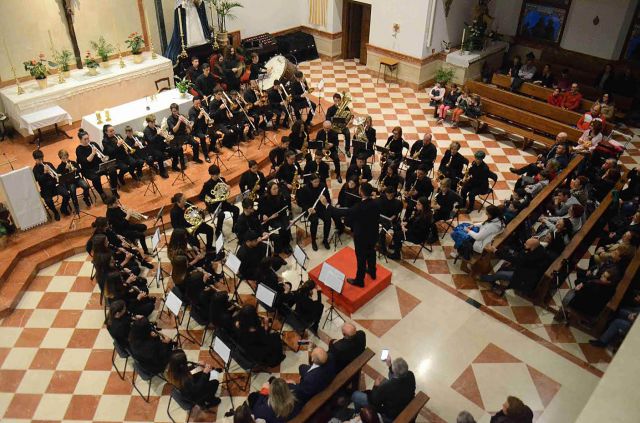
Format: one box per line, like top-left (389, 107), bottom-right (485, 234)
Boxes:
top-left (262, 55), bottom-right (286, 90)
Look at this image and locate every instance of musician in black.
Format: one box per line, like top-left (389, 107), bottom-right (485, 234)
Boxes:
top-left (198, 164), bottom-right (239, 237)
top-left (208, 89), bottom-right (238, 149)
top-left (288, 120), bottom-right (308, 153)
top-left (377, 163), bottom-right (401, 194)
top-left (105, 195), bottom-right (149, 255)
top-left (230, 90), bottom-right (254, 140)
top-left (75, 129), bottom-right (118, 200)
top-left (142, 114), bottom-right (175, 176)
top-left (244, 80), bottom-right (271, 131)
top-left (170, 192), bottom-right (214, 251)
top-left (194, 63), bottom-right (217, 99)
top-left (388, 197), bottom-right (434, 260)
top-left (185, 55), bottom-right (202, 82)
top-left (275, 150), bottom-right (302, 202)
top-left (239, 160), bottom-right (266, 198)
top-left (32, 149), bottom-right (70, 220)
top-left (433, 178), bottom-right (463, 222)
top-left (102, 124), bottom-right (138, 184)
top-left (258, 181), bottom-right (292, 254)
top-left (188, 97), bottom-right (213, 162)
top-left (303, 149), bottom-right (330, 186)
top-left (320, 183), bottom-right (380, 287)
top-left (404, 164), bottom-right (434, 219)
top-left (57, 148), bottom-right (91, 212)
top-left (438, 141), bottom-right (468, 186)
top-left (268, 136), bottom-right (290, 172)
top-left (316, 120), bottom-right (342, 183)
top-left (326, 93), bottom-right (352, 157)
top-left (346, 153), bottom-right (372, 185)
top-left (381, 126), bottom-right (405, 176)
top-left (406, 133), bottom-right (437, 179)
top-left (235, 197), bottom-right (265, 243)
top-left (335, 177), bottom-right (361, 233)
top-left (120, 126), bottom-right (145, 179)
top-left (222, 46), bottom-right (243, 91)
top-left (249, 53), bottom-right (267, 81)
top-left (268, 79), bottom-right (289, 130)
top-left (289, 70), bottom-right (316, 126)
top-left (459, 151), bottom-right (496, 212)
top-left (377, 186), bottom-right (404, 257)
top-left (167, 103), bottom-right (203, 165)
top-left (237, 230), bottom-right (269, 281)
top-left (351, 115), bottom-right (376, 165)
top-left (297, 173), bottom-right (332, 250)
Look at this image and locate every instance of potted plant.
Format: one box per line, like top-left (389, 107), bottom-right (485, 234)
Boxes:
top-left (90, 36), bottom-right (114, 66)
top-left (175, 76), bottom-right (194, 98)
top-left (435, 67), bottom-right (455, 86)
top-left (125, 32), bottom-right (145, 63)
top-left (23, 53), bottom-right (50, 89)
top-left (84, 51), bottom-right (100, 76)
top-left (53, 49), bottom-right (73, 77)
top-left (206, 0), bottom-right (243, 48)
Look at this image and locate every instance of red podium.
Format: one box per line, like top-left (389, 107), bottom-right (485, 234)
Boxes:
top-left (308, 246), bottom-right (392, 315)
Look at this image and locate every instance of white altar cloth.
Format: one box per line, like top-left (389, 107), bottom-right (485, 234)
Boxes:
top-left (446, 41), bottom-right (509, 68)
top-left (80, 89), bottom-right (193, 146)
top-left (19, 105), bottom-right (72, 135)
top-left (0, 52), bottom-right (174, 136)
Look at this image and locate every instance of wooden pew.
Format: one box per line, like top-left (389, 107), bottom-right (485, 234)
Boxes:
top-left (468, 155), bottom-right (584, 277)
top-left (534, 174), bottom-right (627, 305)
top-left (491, 73), bottom-right (594, 112)
top-left (474, 97), bottom-right (584, 149)
top-left (289, 348), bottom-right (375, 423)
top-left (467, 80), bottom-right (582, 127)
top-left (393, 391), bottom-right (430, 423)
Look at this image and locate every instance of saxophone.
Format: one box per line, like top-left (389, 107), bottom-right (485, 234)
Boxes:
top-left (248, 177), bottom-right (261, 201)
top-left (291, 168), bottom-right (300, 197)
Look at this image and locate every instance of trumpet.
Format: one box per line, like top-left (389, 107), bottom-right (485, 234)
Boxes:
top-left (120, 203), bottom-right (148, 221)
top-left (92, 145), bottom-right (108, 161)
top-left (116, 135), bottom-right (135, 155)
top-left (45, 163), bottom-right (60, 181)
top-left (158, 118), bottom-right (175, 142)
top-left (64, 161), bottom-right (77, 174)
top-left (198, 107), bottom-right (213, 127)
top-left (178, 115), bottom-right (193, 133)
top-left (132, 134), bottom-right (146, 150)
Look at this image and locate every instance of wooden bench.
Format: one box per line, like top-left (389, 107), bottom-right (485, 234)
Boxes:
top-left (289, 348), bottom-right (375, 423)
top-left (534, 174), bottom-right (627, 305)
top-left (491, 73), bottom-right (594, 112)
top-left (473, 98), bottom-right (584, 149)
top-left (393, 391), bottom-right (430, 423)
top-left (468, 156), bottom-right (584, 277)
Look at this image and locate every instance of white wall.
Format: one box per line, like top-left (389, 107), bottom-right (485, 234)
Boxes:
top-left (489, 0), bottom-right (522, 37)
top-left (429, 0), bottom-right (475, 54)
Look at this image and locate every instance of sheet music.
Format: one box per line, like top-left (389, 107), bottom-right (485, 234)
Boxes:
top-left (151, 228), bottom-right (161, 251)
top-left (213, 336), bottom-right (231, 365)
top-left (318, 262), bottom-right (345, 293)
top-left (256, 283), bottom-right (277, 307)
top-left (209, 370), bottom-right (220, 381)
top-left (165, 291), bottom-right (182, 316)
top-left (226, 253), bottom-right (241, 274)
top-left (293, 244), bottom-right (307, 268)
top-left (215, 234), bottom-right (224, 254)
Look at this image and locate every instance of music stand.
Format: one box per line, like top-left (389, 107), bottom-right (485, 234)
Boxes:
top-left (151, 205), bottom-right (169, 247)
top-left (171, 163), bottom-right (194, 186)
top-left (316, 78), bottom-right (326, 118)
top-left (209, 336), bottom-right (237, 416)
top-left (63, 173), bottom-right (99, 230)
top-left (293, 244), bottom-right (308, 286)
top-left (331, 226), bottom-right (344, 252)
top-left (258, 127), bottom-right (277, 150)
top-left (143, 166), bottom-right (162, 197)
top-left (256, 283), bottom-right (278, 330)
top-left (150, 228), bottom-right (170, 289)
top-left (98, 159), bottom-right (117, 175)
top-left (225, 252), bottom-right (243, 303)
top-left (318, 262), bottom-right (345, 329)
top-left (165, 291), bottom-right (198, 347)
top-left (211, 144), bottom-right (229, 171)
top-left (228, 140), bottom-right (247, 160)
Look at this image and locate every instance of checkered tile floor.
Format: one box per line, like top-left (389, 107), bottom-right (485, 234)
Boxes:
top-left (1, 58), bottom-right (638, 421)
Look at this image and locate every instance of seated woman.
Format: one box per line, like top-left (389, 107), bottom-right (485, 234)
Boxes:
top-left (291, 280), bottom-right (324, 334)
top-left (166, 349), bottom-right (221, 407)
top-left (377, 164), bottom-right (401, 195)
top-left (547, 88), bottom-right (563, 107)
top-left (128, 316), bottom-right (175, 374)
top-left (106, 299), bottom-right (132, 349)
top-left (437, 84), bottom-right (461, 124)
top-left (433, 178), bottom-right (463, 222)
top-left (450, 205), bottom-right (505, 260)
top-left (90, 217), bottom-right (153, 272)
top-left (184, 269), bottom-right (219, 323)
top-left (544, 204), bottom-right (585, 233)
top-left (593, 236), bottom-right (638, 265)
top-left (103, 271), bottom-right (155, 317)
top-left (428, 82), bottom-right (445, 112)
top-left (234, 305), bottom-right (285, 367)
top-left (209, 290), bottom-right (237, 332)
top-left (250, 377), bottom-right (300, 423)
top-left (386, 197), bottom-right (435, 260)
top-left (502, 188), bottom-right (530, 223)
top-left (256, 256), bottom-right (294, 310)
top-left (567, 268), bottom-right (620, 317)
top-left (576, 104), bottom-right (606, 131)
top-left (575, 120), bottom-right (604, 154)
top-left (595, 93), bottom-right (615, 121)
top-left (539, 217), bottom-right (573, 259)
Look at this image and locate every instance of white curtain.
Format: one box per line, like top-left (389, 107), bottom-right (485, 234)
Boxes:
top-left (309, 0), bottom-right (328, 27)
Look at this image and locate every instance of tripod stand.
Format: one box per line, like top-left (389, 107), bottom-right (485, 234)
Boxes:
top-left (331, 228), bottom-right (343, 252)
top-left (228, 141), bottom-right (247, 160)
top-left (171, 164), bottom-right (194, 186)
top-left (323, 288), bottom-right (344, 329)
top-left (68, 209), bottom-right (99, 230)
top-left (143, 167), bottom-right (162, 197)
top-left (257, 127), bottom-right (277, 150)
top-left (211, 149), bottom-right (229, 171)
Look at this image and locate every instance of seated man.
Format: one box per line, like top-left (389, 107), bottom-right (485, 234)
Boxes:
top-left (352, 356), bottom-right (416, 422)
top-left (32, 149), bottom-right (71, 220)
top-left (590, 291), bottom-right (640, 348)
top-left (236, 230), bottom-right (268, 281)
top-left (328, 323), bottom-right (366, 371)
top-left (480, 238), bottom-right (550, 296)
top-left (561, 83), bottom-right (583, 111)
top-left (291, 347), bottom-right (336, 403)
top-left (433, 178), bottom-right (463, 222)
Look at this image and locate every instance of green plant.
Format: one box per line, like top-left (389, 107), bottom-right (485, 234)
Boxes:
top-left (125, 32), bottom-right (145, 54)
top-left (53, 49), bottom-right (73, 71)
top-left (435, 67), bottom-right (455, 85)
top-left (83, 51), bottom-right (100, 69)
top-left (206, 0), bottom-right (243, 32)
top-left (23, 53), bottom-right (49, 79)
top-left (175, 76), bottom-right (194, 94)
top-left (90, 36), bottom-right (114, 61)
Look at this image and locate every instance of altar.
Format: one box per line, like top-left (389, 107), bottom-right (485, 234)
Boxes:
top-left (0, 52), bottom-right (174, 137)
top-left (445, 41), bottom-right (509, 84)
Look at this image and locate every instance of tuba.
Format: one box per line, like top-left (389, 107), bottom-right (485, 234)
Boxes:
top-left (184, 206), bottom-right (205, 235)
top-left (205, 182), bottom-right (230, 204)
top-left (331, 91), bottom-right (353, 132)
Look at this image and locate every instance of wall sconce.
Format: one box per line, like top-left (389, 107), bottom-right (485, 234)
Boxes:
top-left (392, 23), bottom-right (400, 38)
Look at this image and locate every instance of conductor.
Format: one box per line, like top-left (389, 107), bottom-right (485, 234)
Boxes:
top-left (319, 182), bottom-right (380, 288)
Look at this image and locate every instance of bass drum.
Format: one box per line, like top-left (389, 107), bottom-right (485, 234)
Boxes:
top-left (261, 55), bottom-right (297, 90)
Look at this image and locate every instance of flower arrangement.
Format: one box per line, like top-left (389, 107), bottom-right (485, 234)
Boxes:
top-left (463, 19), bottom-right (488, 51)
top-left (52, 49), bottom-right (73, 72)
top-left (125, 32), bottom-right (145, 55)
top-left (84, 51), bottom-right (100, 69)
top-left (175, 76), bottom-right (194, 94)
top-left (90, 36), bottom-right (114, 62)
top-left (23, 53), bottom-right (49, 79)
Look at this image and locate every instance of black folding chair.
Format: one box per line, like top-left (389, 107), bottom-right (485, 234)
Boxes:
top-left (167, 386), bottom-right (196, 423)
top-left (110, 339), bottom-right (130, 380)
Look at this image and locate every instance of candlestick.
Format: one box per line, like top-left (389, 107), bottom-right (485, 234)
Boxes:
top-left (2, 37), bottom-right (24, 95)
top-left (462, 28), bottom-right (467, 50)
top-left (105, 110), bottom-right (111, 122)
top-left (96, 111), bottom-right (103, 124)
top-left (177, 2), bottom-right (188, 59)
top-left (117, 44), bottom-right (125, 68)
top-left (142, 6), bottom-right (157, 59)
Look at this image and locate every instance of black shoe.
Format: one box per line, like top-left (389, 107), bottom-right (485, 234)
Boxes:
top-left (367, 271), bottom-right (377, 280)
top-left (323, 239), bottom-right (330, 249)
top-left (337, 176), bottom-right (343, 184)
top-left (160, 171), bottom-right (169, 179)
top-left (171, 165), bottom-right (179, 171)
top-left (53, 211), bottom-right (61, 221)
top-left (312, 239), bottom-right (318, 251)
top-left (194, 158), bottom-right (204, 164)
top-left (142, 261), bottom-right (154, 269)
top-left (589, 339), bottom-right (606, 348)
top-left (509, 167), bottom-right (517, 173)
top-left (205, 156), bottom-right (211, 163)
top-left (83, 197), bottom-right (92, 207)
top-left (388, 252), bottom-right (401, 260)
top-left (206, 397), bottom-right (222, 407)
top-left (61, 207), bottom-right (71, 216)
top-left (347, 278), bottom-right (364, 288)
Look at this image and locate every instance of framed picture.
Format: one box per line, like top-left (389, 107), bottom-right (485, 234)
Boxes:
top-left (517, 1), bottom-right (572, 45)
top-left (621, 2), bottom-right (640, 62)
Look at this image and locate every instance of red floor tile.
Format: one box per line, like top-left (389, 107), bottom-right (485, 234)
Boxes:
top-left (66, 328), bottom-right (100, 348)
top-left (51, 310), bottom-right (83, 328)
top-left (1, 308), bottom-right (33, 327)
top-left (46, 370), bottom-right (82, 393)
top-left (14, 328), bottom-right (48, 347)
top-left (64, 394), bottom-right (101, 420)
top-left (84, 349), bottom-right (114, 371)
top-left (0, 369), bottom-right (26, 392)
top-left (30, 348), bottom-right (64, 370)
top-left (4, 393), bottom-right (42, 419)
top-left (37, 292), bottom-right (67, 309)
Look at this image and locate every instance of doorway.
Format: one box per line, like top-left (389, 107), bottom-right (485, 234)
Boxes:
top-left (341, 0), bottom-right (371, 64)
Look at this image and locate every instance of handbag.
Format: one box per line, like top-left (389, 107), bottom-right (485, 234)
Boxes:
top-left (450, 223), bottom-right (478, 248)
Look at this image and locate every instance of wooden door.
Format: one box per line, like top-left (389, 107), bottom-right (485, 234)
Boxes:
top-left (341, 1), bottom-right (371, 64)
top-left (359, 4), bottom-right (371, 65)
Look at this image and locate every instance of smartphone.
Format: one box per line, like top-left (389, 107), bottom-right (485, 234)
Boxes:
top-left (380, 349), bottom-right (389, 361)
top-left (297, 339), bottom-right (311, 345)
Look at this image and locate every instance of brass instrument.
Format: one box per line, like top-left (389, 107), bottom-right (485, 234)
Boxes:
top-left (457, 166), bottom-right (470, 194)
top-left (120, 203), bottom-right (148, 221)
top-left (301, 130), bottom-right (309, 157)
top-left (159, 117), bottom-right (175, 142)
top-left (65, 161), bottom-right (77, 175)
top-left (411, 143), bottom-right (424, 160)
top-left (133, 133), bottom-right (146, 150)
top-left (205, 181), bottom-right (230, 204)
top-left (198, 107), bottom-right (213, 127)
top-left (116, 135), bottom-right (135, 155)
top-left (437, 151), bottom-right (454, 180)
top-left (184, 205), bottom-right (206, 235)
top-left (331, 91), bottom-right (353, 132)
top-left (45, 163), bottom-right (60, 182)
top-left (248, 177), bottom-right (261, 201)
top-left (92, 144), bottom-right (108, 161)
top-left (178, 114), bottom-right (193, 134)
top-left (291, 168), bottom-right (300, 197)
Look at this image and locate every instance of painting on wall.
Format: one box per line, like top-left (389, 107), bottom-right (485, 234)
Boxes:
top-left (517, 1), bottom-right (571, 44)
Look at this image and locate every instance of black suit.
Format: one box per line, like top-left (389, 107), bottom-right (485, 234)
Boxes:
top-left (328, 197), bottom-right (380, 283)
top-left (438, 150), bottom-right (468, 184)
top-left (294, 359), bottom-right (336, 403)
top-left (328, 330), bottom-right (366, 371)
top-left (369, 368), bottom-right (416, 420)
top-left (316, 128), bottom-right (341, 178)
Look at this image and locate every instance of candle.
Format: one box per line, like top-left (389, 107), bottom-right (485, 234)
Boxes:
top-left (462, 28), bottom-right (466, 48)
top-left (48, 30), bottom-right (55, 51)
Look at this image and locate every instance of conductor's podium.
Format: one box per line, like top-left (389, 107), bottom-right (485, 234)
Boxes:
top-left (308, 246), bottom-right (392, 315)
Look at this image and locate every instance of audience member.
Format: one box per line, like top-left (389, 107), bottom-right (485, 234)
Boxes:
top-left (329, 323), bottom-right (367, 371)
top-left (291, 347), bottom-right (336, 403)
top-left (547, 88), bottom-right (563, 107)
top-left (451, 205), bottom-right (505, 260)
top-left (490, 396), bottom-right (533, 423)
top-left (250, 377), bottom-right (300, 422)
top-left (556, 68), bottom-right (571, 91)
top-left (590, 291), bottom-right (640, 348)
top-left (595, 92), bottom-right (615, 120)
top-left (561, 83), bottom-right (582, 111)
top-left (533, 64), bottom-right (554, 88)
top-left (511, 52), bottom-right (536, 90)
top-left (594, 64), bottom-right (615, 91)
top-left (576, 104), bottom-right (606, 131)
